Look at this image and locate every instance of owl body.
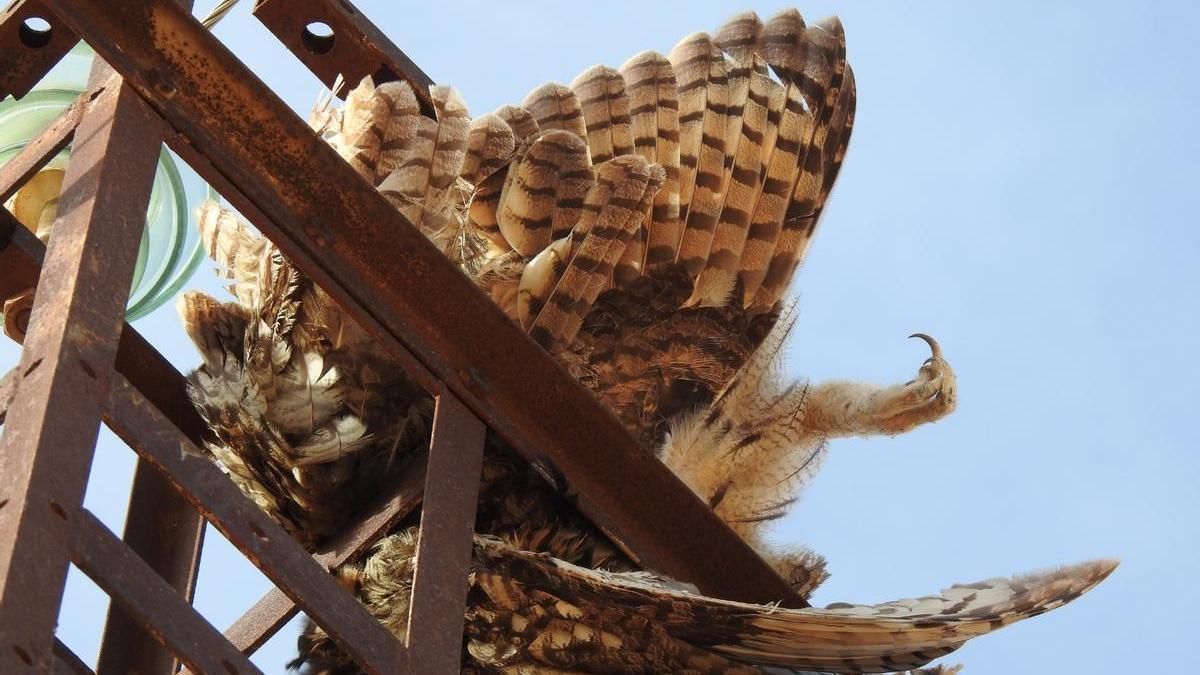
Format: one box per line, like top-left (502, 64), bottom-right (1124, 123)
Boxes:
top-left (179, 7), bottom-right (1112, 674)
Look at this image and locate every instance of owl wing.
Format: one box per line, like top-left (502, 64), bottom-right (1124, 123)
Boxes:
top-left (471, 535), bottom-right (1116, 674)
top-left (463, 8), bottom-right (855, 359)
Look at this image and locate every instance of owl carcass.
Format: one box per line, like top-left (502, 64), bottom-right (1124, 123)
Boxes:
top-left (180, 8), bottom-right (1114, 674)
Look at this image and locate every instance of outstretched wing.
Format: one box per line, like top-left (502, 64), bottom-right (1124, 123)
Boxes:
top-left (471, 536), bottom-right (1116, 674)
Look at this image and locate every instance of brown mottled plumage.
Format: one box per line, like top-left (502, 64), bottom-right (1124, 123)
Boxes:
top-left (297, 529), bottom-right (1113, 674)
top-left (572, 65), bottom-right (635, 165)
top-left (178, 8), bottom-right (1112, 675)
top-left (690, 56), bottom-right (775, 307)
top-left (672, 32), bottom-right (732, 279)
top-left (620, 50), bottom-right (682, 271)
top-left (522, 82), bottom-right (588, 141)
top-left (496, 130), bottom-right (592, 257)
top-left (751, 17), bottom-right (851, 312)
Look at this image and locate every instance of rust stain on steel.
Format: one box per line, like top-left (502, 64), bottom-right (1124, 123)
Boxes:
top-left (45, 0), bottom-right (805, 606)
top-left (210, 587), bottom-right (298, 665)
top-left (0, 78), bottom-right (104, 203)
top-left (95, 457), bottom-right (207, 675)
top-left (254, 0), bottom-right (434, 114)
top-left (69, 509), bottom-right (262, 675)
top-left (2, 201), bottom-right (209, 445)
top-left (0, 366), bottom-right (15, 425)
top-left (405, 393), bottom-right (485, 673)
top-left (0, 0), bottom-right (80, 99)
top-left (4, 164), bottom-right (208, 670)
top-left (102, 375), bottom-right (405, 674)
top-left (0, 79), bottom-right (164, 673)
top-left (0, 209), bottom-right (44, 301)
top-left (217, 452), bottom-right (427, 659)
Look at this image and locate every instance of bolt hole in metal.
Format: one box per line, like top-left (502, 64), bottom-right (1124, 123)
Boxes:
top-left (301, 21), bottom-right (335, 55)
top-left (24, 357), bottom-right (43, 377)
top-left (48, 501), bottom-right (67, 520)
top-left (19, 17), bottom-right (53, 49)
top-left (11, 644), bottom-right (33, 665)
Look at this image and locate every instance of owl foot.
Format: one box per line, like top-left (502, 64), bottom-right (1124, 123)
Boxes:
top-left (869, 333), bottom-right (957, 435)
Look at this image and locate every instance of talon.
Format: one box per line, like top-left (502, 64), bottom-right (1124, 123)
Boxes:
top-left (908, 333), bottom-right (943, 362)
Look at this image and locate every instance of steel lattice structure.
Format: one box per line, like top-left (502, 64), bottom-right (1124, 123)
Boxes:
top-left (0, 1), bottom-right (804, 672)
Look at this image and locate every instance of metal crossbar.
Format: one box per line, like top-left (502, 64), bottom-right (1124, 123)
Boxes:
top-left (0, 1), bottom-right (805, 672)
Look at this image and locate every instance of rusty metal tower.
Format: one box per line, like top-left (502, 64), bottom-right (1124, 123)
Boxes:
top-left (0, 2), bottom-right (804, 672)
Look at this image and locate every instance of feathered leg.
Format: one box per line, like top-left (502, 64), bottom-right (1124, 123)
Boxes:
top-left (802, 333), bottom-right (956, 438)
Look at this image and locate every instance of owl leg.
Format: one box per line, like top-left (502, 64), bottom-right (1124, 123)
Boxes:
top-left (801, 334), bottom-right (956, 438)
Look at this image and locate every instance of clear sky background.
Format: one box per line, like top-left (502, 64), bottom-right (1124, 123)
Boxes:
top-left (2, 1), bottom-right (1196, 672)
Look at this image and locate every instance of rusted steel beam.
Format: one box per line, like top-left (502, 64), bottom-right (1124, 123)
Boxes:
top-left (313, 455), bottom-right (428, 569)
top-left (0, 79), bottom-right (163, 672)
top-left (69, 509), bottom-right (262, 675)
top-left (0, 0), bottom-right (80, 99)
top-left (52, 638), bottom-right (95, 675)
top-left (1, 202), bottom-right (209, 445)
top-left (0, 209), bottom-right (43, 303)
top-left (0, 77), bottom-right (100, 203)
top-left (0, 367), bottom-right (15, 426)
top-left (253, 0), bottom-right (434, 113)
top-left (220, 452), bottom-right (427, 657)
top-left (218, 588), bottom-right (296, 662)
top-left (46, 0), bottom-right (805, 606)
top-left (405, 393), bottom-right (484, 673)
top-left (3, 188), bottom-right (209, 675)
top-left (101, 375), bottom-right (405, 674)
top-left (95, 458), bottom-right (207, 675)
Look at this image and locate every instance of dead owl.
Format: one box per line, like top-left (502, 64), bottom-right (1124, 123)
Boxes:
top-left (180, 7), bottom-right (1113, 673)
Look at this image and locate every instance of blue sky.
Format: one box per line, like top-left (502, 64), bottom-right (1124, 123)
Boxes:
top-left (3, 1), bottom-right (1197, 672)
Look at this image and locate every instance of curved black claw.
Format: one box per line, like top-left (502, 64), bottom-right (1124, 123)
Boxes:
top-left (909, 333), bottom-right (944, 364)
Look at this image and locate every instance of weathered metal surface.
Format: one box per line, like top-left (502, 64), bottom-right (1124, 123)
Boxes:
top-left (216, 587), bottom-right (297, 662)
top-left (2, 288), bottom-right (35, 342)
top-left (1, 201), bottom-right (209, 444)
top-left (44, 0), bottom-right (804, 607)
top-left (253, 0), bottom-right (434, 113)
top-left (0, 80), bottom-right (93, 203)
top-left (313, 454), bottom-right (428, 570)
top-left (0, 209), bottom-right (43, 303)
top-left (218, 451), bottom-right (427, 660)
top-left (405, 393), bottom-right (484, 672)
top-left (52, 638), bottom-right (96, 675)
top-left (0, 0), bottom-right (80, 99)
top-left (0, 206), bottom-right (13, 245)
top-left (0, 367), bottom-right (15, 426)
top-left (3, 166), bottom-right (209, 673)
top-left (101, 375), bottom-right (404, 674)
top-left (0, 79), bottom-right (164, 672)
top-left (95, 458), bottom-right (206, 675)
top-left (70, 509), bottom-right (262, 675)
